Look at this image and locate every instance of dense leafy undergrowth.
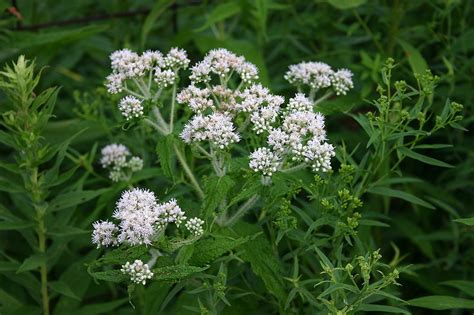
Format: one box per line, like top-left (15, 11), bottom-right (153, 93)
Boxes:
top-left (0, 1), bottom-right (472, 314)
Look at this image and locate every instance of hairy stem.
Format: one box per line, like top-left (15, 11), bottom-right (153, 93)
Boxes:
top-left (169, 83), bottom-right (177, 133)
top-left (223, 194), bottom-right (260, 227)
top-left (314, 91), bottom-right (333, 107)
top-left (173, 143), bottom-right (205, 199)
top-left (209, 146), bottom-right (226, 177)
top-left (152, 106), bottom-right (170, 133)
top-left (143, 118), bottom-right (168, 135)
top-left (281, 163), bottom-right (307, 173)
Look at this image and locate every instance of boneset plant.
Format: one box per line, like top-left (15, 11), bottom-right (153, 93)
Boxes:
top-left (90, 46), bottom-right (463, 314)
top-left (0, 49), bottom-right (464, 314)
top-left (89, 47), bottom-right (404, 313)
top-left (99, 48), bottom-right (352, 225)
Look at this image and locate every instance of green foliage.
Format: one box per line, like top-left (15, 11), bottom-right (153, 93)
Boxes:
top-left (0, 1), bottom-right (473, 314)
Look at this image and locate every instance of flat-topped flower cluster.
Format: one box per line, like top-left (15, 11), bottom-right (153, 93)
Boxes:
top-left (249, 93), bottom-right (335, 176)
top-left (178, 49), bottom-right (270, 150)
top-left (103, 47), bottom-right (353, 178)
top-left (92, 188), bottom-right (204, 248)
top-left (175, 50), bottom-right (346, 177)
top-left (95, 47), bottom-right (355, 288)
top-left (105, 47), bottom-right (190, 120)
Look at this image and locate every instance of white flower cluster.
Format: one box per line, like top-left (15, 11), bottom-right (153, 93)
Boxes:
top-left (113, 188), bottom-right (163, 246)
top-left (178, 50), bottom-right (284, 149)
top-left (287, 93), bottom-right (313, 112)
top-left (91, 188), bottom-right (205, 248)
top-left (105, 48), bottom-right (189, 121)
top-left (121, 260), bottom-right (154, 285)
top-left (249, 147), bottom-right (281, 176)
top-left (284, 61), bottom-right (354, 95)
top-left (185, 217), bottom-right (205, 237)
top-left (189, 48), bottom-right (258, 84)
top-left (92, 220), bottom-right (118, 248)
top-left (332, 69), bottom-right (354, 96)
top-left (180, 113), bottom-right (240, 149)
top-left (249, 93), bottom-right (335, 176)
top-left (118, 95), bottom-right (144, 120)
top-left (177, 85), bottom-right (214, 113)
top-left (238, 84), bottom-right (285, 134)
top-left (100, 144), bottom-right (143, 182)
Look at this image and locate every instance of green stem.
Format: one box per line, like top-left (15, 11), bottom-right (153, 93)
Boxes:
top-left (144, 118), bottom-right (168, 135)
top-left (314, 91), bottom-right (333, 107)
top-left (152, 106), bottom-right (170, 133)
top-left (309, 88), bottom-right (317, 101)
top-left (31, 168), bottom-right (49, 315)
top-left (210, 146), bottom-right (226, 177)
top-left (195, 144), bottom-right (213, 159)
top-left (132, 78), bottom-right (149, 98)
top-left (222, 194), bottom-right (260, 227)
top-left (169, 83), bottom-right (177, 133)
top-left (123, 86), bottom-right (145, 99)
top-left (173, 143), bottom-right (205, 199)
top-left (281, 163), bottom-right (307, 173)
top-left (38, 216), bottom-right (50, 315)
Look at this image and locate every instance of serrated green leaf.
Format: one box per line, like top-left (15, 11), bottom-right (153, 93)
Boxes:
top-left (89, 270), bottom-right (127, 283)
top-left (97, 246), bottom-right (149, 266)
top-left (202, 175), bottom-right (234, 219)
top-left (189, 236), bottom-right (250, 266)
top-left (231, 222), bottom-right (287, 305)
top-left (226, 175), bottom-right (261, 209)
top-left (153, 265), bottom-right (208, 281)
top-left (156, 134), bottom-right (175, 178)
top-left (408, 295), bottom-right (474, 310)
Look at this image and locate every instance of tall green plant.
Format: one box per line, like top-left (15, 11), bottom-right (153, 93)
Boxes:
top-left (0, 57), bottom-right (103, 314)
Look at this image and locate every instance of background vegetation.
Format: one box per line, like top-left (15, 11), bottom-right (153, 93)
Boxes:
top-left (0, 0), bottom-right (472, 314)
